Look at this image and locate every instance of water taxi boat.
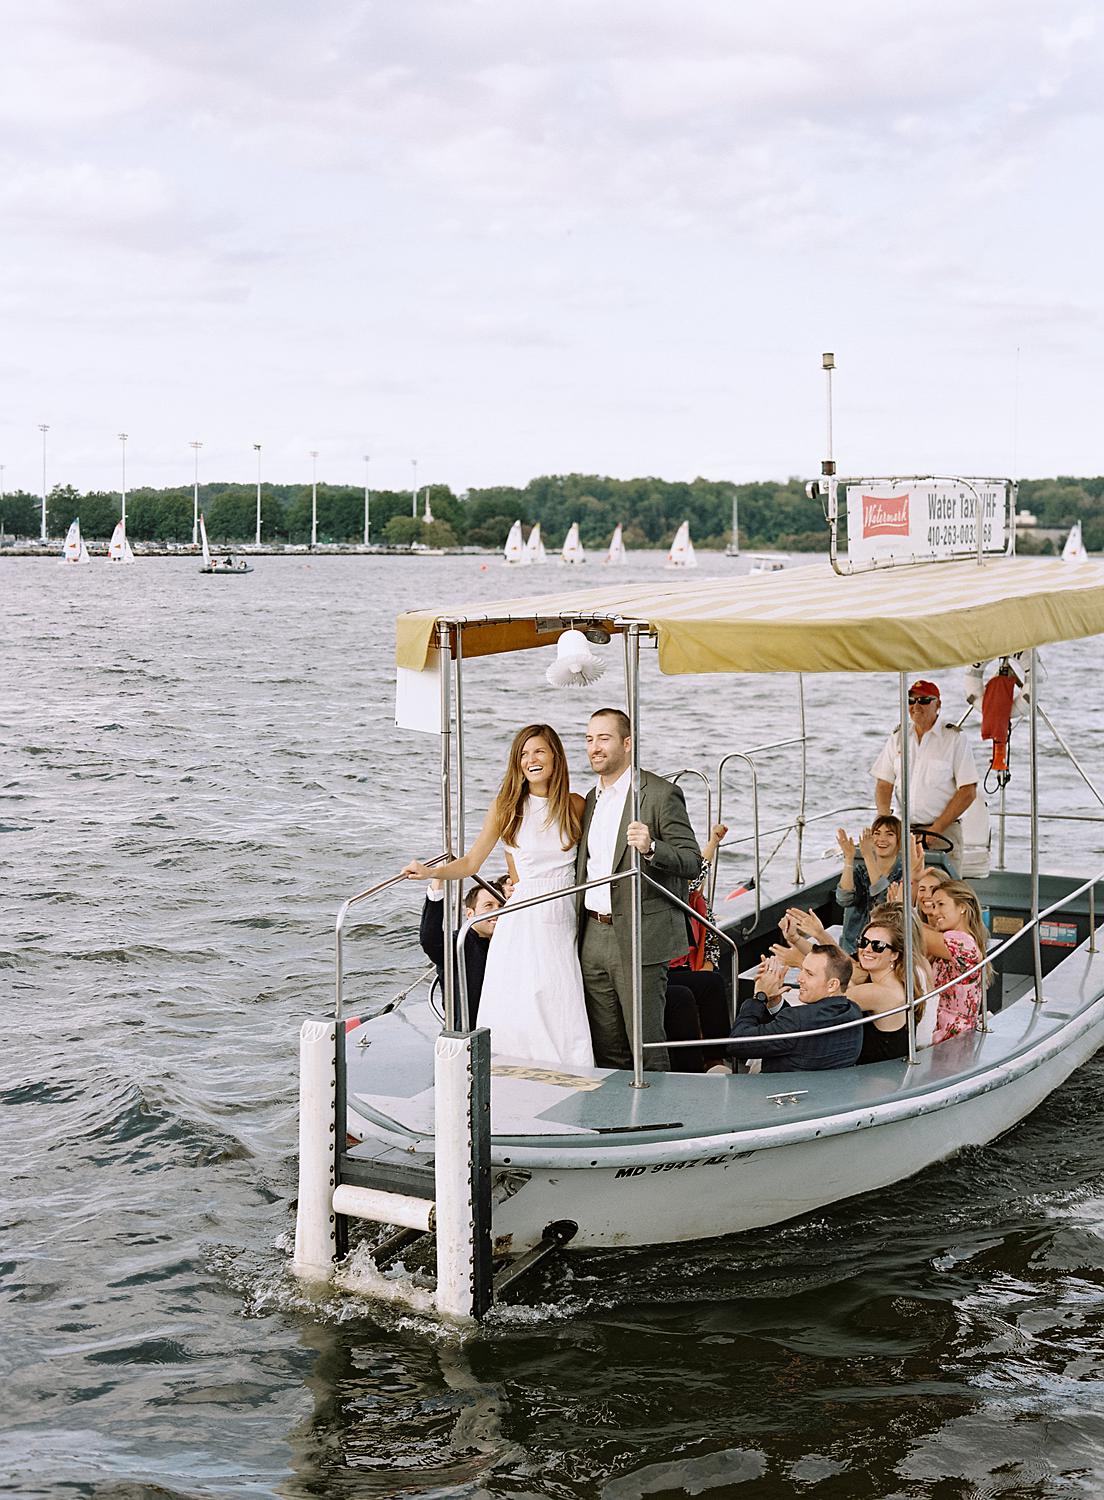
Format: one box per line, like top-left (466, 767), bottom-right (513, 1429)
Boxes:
top-left (293, 470), bottom-right (1104, 1320)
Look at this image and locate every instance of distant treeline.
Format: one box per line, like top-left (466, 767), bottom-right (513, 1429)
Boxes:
top-left (1, 474), bottom-right (1100, 552)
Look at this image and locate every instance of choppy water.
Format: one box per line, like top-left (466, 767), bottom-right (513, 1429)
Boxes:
top-left (4, 552), bottom-right (1104, 1499)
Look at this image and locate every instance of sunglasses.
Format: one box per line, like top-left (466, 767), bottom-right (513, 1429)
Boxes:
top-left (858, 936), bottom-right (896, 954)
top-left (908, 695), bottom-right (937, 706)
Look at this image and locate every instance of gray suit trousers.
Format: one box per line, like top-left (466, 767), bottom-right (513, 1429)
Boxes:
top-left (580, 917), bottom-right (670, 1071)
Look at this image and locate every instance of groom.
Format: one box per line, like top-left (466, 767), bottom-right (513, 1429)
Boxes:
top-left (576, 709), bottom-right (702, 1071)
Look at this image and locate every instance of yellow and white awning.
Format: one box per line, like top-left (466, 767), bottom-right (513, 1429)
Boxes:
top-left (396, 556), bottom-right (1104, 676)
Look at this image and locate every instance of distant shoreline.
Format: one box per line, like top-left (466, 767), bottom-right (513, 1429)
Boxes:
top-left (0, 542), bottom-right (798, 560)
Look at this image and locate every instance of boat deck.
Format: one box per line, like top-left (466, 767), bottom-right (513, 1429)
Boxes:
top-left (343, 938), bottom-right (1104, 1177)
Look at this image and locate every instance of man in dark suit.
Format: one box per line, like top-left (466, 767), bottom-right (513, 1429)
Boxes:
top-left (576, 709), bottom-right (701, 1070)
top-left (728, 947), bottom-right (862, 1072)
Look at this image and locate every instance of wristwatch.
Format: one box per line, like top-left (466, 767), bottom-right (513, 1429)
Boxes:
top-left (644, 839), bottom-right (656, 861)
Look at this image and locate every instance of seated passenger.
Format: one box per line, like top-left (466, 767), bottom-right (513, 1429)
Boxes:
top-left (916, 879), bottom-right (989, 1042)
top-left (669, 819), bottom-right (731, 1070)
top-left (848, 902), bottom-right (933, 1062)
top-left (914, 865), bottom-right (953, 926)
top-left (727, 947), bottom-right (862, 1072)
top-left (419, 876), bottom-right (506, 1024)
top-left (836, 816), bottom-right (902, 953)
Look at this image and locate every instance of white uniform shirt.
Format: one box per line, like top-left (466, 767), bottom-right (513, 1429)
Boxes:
top-left (584, 767), bottom-right (632, 915)
top-left (870, 720), bottom-right (978, 825)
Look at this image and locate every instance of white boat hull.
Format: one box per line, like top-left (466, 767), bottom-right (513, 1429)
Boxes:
top-left (488, 998), bottom-right (1104, 1253)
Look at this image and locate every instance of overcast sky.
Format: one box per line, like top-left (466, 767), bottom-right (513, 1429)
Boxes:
top-left (2, 0), bottom-right (1101, 497)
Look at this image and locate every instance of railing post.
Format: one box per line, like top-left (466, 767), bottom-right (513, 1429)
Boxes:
top-left (794, 673), bottom-right (808, 885)
top-left (626, 626), bottom-right (646, 1089)
top-left (438, 625), bottom-right (458, 1031)
top-left (292, 1017), bottom-right (339, 1282)
top-left (899, 672), bottom-right (918, 1064)
top-left (1029, 647), bottom-right (1044, 1005)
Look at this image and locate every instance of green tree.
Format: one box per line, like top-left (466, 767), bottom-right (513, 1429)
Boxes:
top-left (385, 515), bottom-right (422, 546)
top-left (1, 489), bottom-right (41, 538)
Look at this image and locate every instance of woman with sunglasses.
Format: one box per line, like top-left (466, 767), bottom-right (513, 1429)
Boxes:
top-left (849, 904), bottom-right (932, 1062)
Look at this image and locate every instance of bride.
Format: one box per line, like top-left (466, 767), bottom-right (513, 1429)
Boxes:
top-left (402, 723), bottom-right (594, 1068)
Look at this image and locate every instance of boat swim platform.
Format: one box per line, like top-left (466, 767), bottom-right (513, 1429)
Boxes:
top-left (342, 937), bottom-right (1104, 1188)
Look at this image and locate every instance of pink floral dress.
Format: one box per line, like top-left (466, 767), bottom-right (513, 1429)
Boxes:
top-left (931, 930), bottom-right (982, 1043)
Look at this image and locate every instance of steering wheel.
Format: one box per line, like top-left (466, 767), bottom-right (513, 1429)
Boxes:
top-left (911, 825), bottom-right (954, 855)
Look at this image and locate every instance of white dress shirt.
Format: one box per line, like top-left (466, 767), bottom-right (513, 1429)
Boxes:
top-left (584, 767), bottom-right (632, 914)
top-left (870, 721), bottom-right (978, 825)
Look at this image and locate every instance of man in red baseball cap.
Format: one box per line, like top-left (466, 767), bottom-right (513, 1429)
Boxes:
top-left (870, 678), bottom-right (978, 872)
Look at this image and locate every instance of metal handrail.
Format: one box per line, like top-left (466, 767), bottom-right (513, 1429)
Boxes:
top-left (453, 865), bottom-right (738, 1034)
top-left (670, 768), bottom-right (713, 854)
top-left (335, 852), bottom-right (449, 1020)
top-left (642, 861), bottom-right (1104, 1051)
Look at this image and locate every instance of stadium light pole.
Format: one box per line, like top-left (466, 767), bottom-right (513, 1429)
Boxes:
top-left (363, 454), bottom-right (371, 546)
top-left (118, 433), bottom-right (128, 530)
top-left (253, 443), bottom-right (262, 546)
top-left (190, 441), bottom-right (202, 546)
top-left (310, 450), bottom-right (318, 548)
top-left (38, 424), bottom-right (49, 541)
top-left (411, 458), bottom-right (418, 520)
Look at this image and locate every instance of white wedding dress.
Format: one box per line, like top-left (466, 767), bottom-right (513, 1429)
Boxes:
top-left (477, 796), bottom-right (595, 1068)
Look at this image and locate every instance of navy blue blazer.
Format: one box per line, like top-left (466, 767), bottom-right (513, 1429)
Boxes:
top-left (728, 992), bottom-right (863, 1072)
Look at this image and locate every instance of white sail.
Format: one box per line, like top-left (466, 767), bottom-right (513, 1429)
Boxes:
top-left (108, 520), bottom-right (135, 564)
top-left (605, 524), bottom-right (626, 566)
top-left (1062, 522), bottom-right (1088, 562)
top-left (665, 520), bottom-right (697, 569)
top-left (60, 518), bottom-right (91, 565)
top-left (503, 519), bottom-right (530, 566)
top-left (561, 521), bottom-right (585, 565)
top-left (199, 512), bottom-right (213, 568)
top-left (524, 523), bottom-right (547, 564)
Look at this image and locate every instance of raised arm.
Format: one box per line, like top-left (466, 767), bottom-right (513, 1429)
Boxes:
top-left (403, 804), bottom-right (500, 883)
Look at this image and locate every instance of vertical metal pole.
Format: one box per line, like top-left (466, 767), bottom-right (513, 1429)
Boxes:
top-left (1029, 647), bottom-right (1043, 1005)
top-left (190, 440), bottom-right (201, 547)
top-left (998, 781), bottom-right (1007, 869)
top-left (38, 423), bottom-right (49, 541)
top-left (899, 673), bottom-right (918, 1064)
top-left (363, 454), bottom-right (371, 546)
top-left (454, 627), bottom-right (467, 854)
top-left (118, 433), bottom-right (128, 531)
top-left (1090, 882), bottom-right (1097, 955)
top-left (794, 673), bottom-right (808, 885)
top-left (254, 443), bottom-right (263, 547)
top-left (438, 626), bottom-right (457, 1031)
top-left (626, 627), bottom-right (646, 1089)
top-left (309, 450), bottom-right (318, 549)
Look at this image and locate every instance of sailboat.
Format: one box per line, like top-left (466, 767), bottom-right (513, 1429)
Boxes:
top-left (604, 524), bottom-right (626, 566)
top-left (59, 519), bottom-right (91, 566)
top-left (1062, 522), bottom-right (1089, 562)
top-left (560, 521), bottom-right (586, 565)
top-left (503, 519), bottom-right (530, 566)
top-left (107, 520), bottom-right (135, 565)
top-left (665, 520), bottom-right (697, 569)
top-left (199, 512), bottom-right (252, 574)
top-left (524, 523), bottom-right (547, 564)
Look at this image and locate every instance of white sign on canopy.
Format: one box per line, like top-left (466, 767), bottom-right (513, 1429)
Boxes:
top-left (845, 479), bottom-right (1009, 563)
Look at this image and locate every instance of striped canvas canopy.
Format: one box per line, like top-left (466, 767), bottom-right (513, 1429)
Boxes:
top-left (396, 556), bottom-right (1104, 676)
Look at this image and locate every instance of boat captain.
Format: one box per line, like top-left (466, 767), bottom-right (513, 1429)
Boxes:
top-left (870, 678), bottom-right (978, 874)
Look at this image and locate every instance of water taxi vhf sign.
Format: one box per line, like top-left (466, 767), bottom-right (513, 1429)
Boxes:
top-left (846, 481), bottom-right (1008, 563)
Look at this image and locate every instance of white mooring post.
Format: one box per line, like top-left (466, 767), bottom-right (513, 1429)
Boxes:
top-left (434, 1028), bottom-right (493, 1321)
top-left (292, 1017), bottom-right (339, 1282)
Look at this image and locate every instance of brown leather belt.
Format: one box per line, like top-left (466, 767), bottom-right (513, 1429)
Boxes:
top-left (586, 909), bottom-right (614, 925)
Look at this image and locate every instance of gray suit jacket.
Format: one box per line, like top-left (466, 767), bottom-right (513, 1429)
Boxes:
top-left (575, 769), bottom-right (702, 968)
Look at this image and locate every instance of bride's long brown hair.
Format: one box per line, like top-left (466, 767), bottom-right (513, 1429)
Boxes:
top-left (493, 724), bottom-right (581, 851)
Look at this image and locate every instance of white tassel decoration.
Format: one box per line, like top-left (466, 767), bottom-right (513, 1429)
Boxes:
top-left (545, 628), bottom-right (607, 688)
